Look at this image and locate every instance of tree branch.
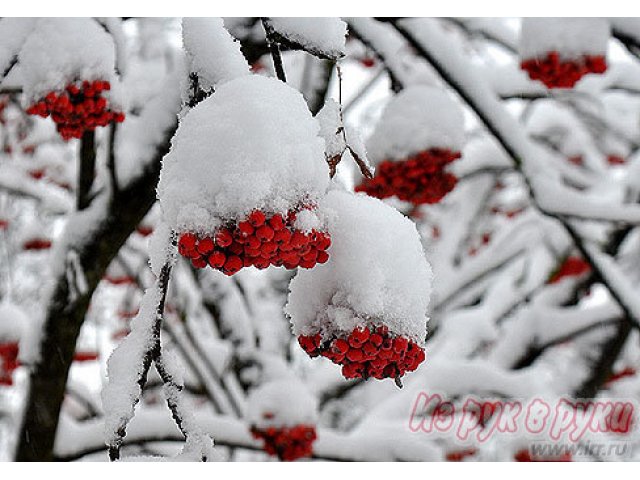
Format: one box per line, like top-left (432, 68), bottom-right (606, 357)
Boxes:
top-left (261, 18), bottom-right (287, 83)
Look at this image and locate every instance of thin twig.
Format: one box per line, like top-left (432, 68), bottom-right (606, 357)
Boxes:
top-left (261, 18), bottom-right (287, 83)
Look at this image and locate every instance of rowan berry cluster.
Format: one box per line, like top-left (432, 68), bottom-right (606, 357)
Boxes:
top-left (355, 149), bottom-right (460, 205)
top-left (22, 238), bottom-right (52, 251)
top-left (250, 424), bottom-right (317, 461)
top-left (548, 256), bottom-right (591, 284)
top-left (177, 209), bottom-right (331, 276)
top-left (298, 325), bottom-right (425, 381)
top-left (520, 51), bottom-right (607, 89)
top-left (26, 80), bottom-right (125, 140)
top-left (0, 342), bottom-right (19, 386)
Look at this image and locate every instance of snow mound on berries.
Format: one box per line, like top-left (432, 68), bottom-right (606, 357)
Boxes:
top-left (18, 18), bottom-right (117, 103)
top-left (0, 301), bottom-right (28, 341)
top-left (269, 18), bottom-right (347, 59)
top-left (519, 18), bottom-right (610, 58)
top-left (158, 75), bottom-right (329, 232)
top-left (247, 379), bottom-right (318, 429)
top-left (286, 189), bottom-right (432, 344)
top-left (366, 85), bottom-right (465, 165)
top-left (182, 17), bottom-right (249, 89)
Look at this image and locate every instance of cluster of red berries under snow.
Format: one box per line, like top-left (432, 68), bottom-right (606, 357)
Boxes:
top-left (548, 256), bottom-right (591, 284)
top-left (520, 52), bottom-right (607, 89)
top-left (298, 325), bottom-right (426, 380)
top-left (26, 80), bottom-right (124, 140)
top-left (177, 208), bottom-right (330, 276)
top-left (519, 18), bottom-right (609, 89)
top-left (250, 425), bottom-right (317, 461)
top-left (356, 148), bottom-right (460, 205)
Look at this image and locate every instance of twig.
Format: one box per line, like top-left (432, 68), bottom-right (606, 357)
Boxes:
top-left (261, 18), bottom-right (287, 83)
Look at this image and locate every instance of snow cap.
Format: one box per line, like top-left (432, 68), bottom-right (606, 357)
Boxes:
top-left (247, 379), bottom-right (318, 429)
top-left (158, 75), bottom-right (330, 233)
top-left (367, 85), bottom-right (465, 165)
top-left (286, 189), bottom-right (432, 345)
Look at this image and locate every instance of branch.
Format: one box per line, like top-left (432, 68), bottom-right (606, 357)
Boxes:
top-left (261, 18), bottom-right (287, 83)
top-left (107, 252), bottom-right (174, 461)
top-left (77, 130), bottom-right (96, 210)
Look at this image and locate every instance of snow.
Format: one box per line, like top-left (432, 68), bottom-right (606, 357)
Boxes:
top-left (316, 98), bottom-right (372, 173)
top-left (17, 18), bottom-right (118, 104)
top-left (247, 379), bottom-right (318, 429)
top-left (519, 18), bottom-right (610, 59)
top-left (286, 189), bottom-right (432, 344)
top-left (316, 99), bottom-right (344, 159)
top-left (269, 18), bottom-right (347, 60)
top-left (181, 18), bottom-right (249, 91)
top-left (158, 75), bottom-right (329, 232)
top-left (0, 301), bottom-right (28, 341)
top-left (366, 85), bottom-right (465, 165)
top-left (0, 18), bottom-right (36, 79)
top-left (102, 282), bottom-right (166, 449)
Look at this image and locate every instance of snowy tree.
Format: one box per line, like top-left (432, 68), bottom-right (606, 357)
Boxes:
top-left (1, 17), bottom-right (640, 462)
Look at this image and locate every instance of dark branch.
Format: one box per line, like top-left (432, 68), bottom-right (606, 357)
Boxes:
top-left (261, 18), bottom-right (287, 83)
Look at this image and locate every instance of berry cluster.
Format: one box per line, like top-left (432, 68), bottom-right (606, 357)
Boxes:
top-left (607, 155), bottom-right (626, 166)
top-left (445, 448), bottom-right (477, 462)
top-left (103, 275), bottom-right (137, 286)
top-left (298, 325), bottom-right (425, 381)
top-left (250, 424), bottom-right (317, 461)
top-left (26, 80), bottom-right (125, 140)
top-left (177, 209), bottom-right (331, 276)
top-left (514, 449), bottom-right (572, 462)
top-left (23, 238), bottom-right (52, 251)
top-left (548, 256), bottom-right (591, 284)
top-left (520, 51), bottom-right (607, 89)
top-left (0, 342), bottom-right (19, 386)
top-left (355, 149), bottom-right (460, 205)
top-left (73, 351), bottom-right (99, 363)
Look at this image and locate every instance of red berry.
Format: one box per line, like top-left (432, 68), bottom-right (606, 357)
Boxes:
top-left (178, 233), bottom-right (197, 251)
top-left (248, 210), bottom-right (266, 227)
top-left (191, 257), bottom-right (207, 269)
top-left (215, 228), bottom-right (233, 247)
top-left (223, 255), bottom-right (243, 275)
top-left (238, 221), bottom-right (254, 236)
top-left (256, 225), bottom-right (275, 242)
top-left (197, 237), bottom-right (214, 255)
top-left (269, 214), bottom-right (285, 231)
top-left (208, 251), bottom-right (226, 268)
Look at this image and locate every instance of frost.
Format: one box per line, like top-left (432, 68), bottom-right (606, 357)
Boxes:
top-left (182, 17), bottom-right (249, 90)
top-left (269, 18), bottom-right (347, 60)
top-left (286, 189), bottom-right (432, 344)
top-left (519, 18), bottom-right (610, 59)
top-left (17, 18), bottom-right (119, 104)
top-left (158, 75), bottom-right (329, 232)
top-left (366, 85), bottom-right (465, 165)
